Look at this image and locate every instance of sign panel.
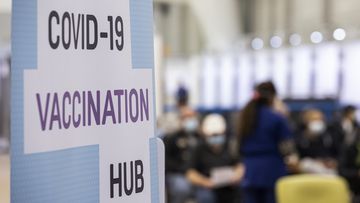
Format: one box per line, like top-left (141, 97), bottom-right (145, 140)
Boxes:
top-left (237, 53), bottom-right (252, 108)
top-left (291, 46), bottom-right (312, 98)
top-left (202, 56), bottom-right (218, 109)
top-left (314, 43), bottom-right (339, 98)
top-left (219, 55), bottom-right (236, 108)
top-left (341, 41), bottom-right (360, 104)
top-left (11, 0), bottom-right (163, 202)
top-left (272, 49), bottom-right (288, 98)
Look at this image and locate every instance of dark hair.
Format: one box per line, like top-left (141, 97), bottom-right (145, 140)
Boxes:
top-left (238, 81), bottom-right (277, 138)
top-left (176, 86), bottom-right (189, 107)
top-left (342, 105), bottom-right (356, 118)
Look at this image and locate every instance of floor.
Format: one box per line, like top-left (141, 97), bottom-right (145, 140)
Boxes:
top-left (0, 154), bottom-right (10, 203)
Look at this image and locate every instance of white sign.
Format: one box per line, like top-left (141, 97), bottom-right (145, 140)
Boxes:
top-left (12, 0), bottom-right (163, 202)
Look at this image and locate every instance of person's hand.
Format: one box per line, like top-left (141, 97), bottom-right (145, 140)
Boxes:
top-left (202, 179), bottom-right (215, 189)
top-left (231, 164), bottom-right (245, 185)
top-left (323, 159), bottom-right (337, 169)
top-left (285, 154), bottom-right (300, 173)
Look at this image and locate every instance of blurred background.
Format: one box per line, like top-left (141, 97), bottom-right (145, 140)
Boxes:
top-left (152, 0), bottom-right (360, 113)
top-left (2, 0), bottom-right (360, 202)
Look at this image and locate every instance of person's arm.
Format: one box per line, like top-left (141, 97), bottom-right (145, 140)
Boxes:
top-left (186, 169), bottom-right (214, 189)
top-left (279, 139), bottom-right (297, 156)
top-left (285, 153), bottom-right (301, 173)
top-left (186, 142), bottom-right (214, 188)
top-left (230, 163), bottom-right (245, 184)
top-left (276, 116), bottom-right (294, 155)
top-left (276, 117), bottom-right (302, 173)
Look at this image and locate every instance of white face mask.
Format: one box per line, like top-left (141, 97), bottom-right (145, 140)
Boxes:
top-left (183, 118), bottom-right (199, 133)
top-left (206, 135), bottom-right (226, 146)
top-left (308, 120), bottom-right (325, 135)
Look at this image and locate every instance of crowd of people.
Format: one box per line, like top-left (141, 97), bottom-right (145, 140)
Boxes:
top-left (159, 82), bottom-right (360, 203)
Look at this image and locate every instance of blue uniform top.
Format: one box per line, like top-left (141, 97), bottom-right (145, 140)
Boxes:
top-left (240, 106), bottom-right (291, 188)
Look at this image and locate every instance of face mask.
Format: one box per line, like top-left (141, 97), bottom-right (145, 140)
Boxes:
top-left (206, 135), bottom-right (226, 146)
top-left (183, 118), bottom-right (199, 133)
top-left (308, 120), bottom-right (325, 135)
top-left (342, 120), bottom-right (354, 133)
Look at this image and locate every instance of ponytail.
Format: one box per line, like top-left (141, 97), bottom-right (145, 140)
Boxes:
top-left (238, 81), bottom-right (277, 139)
top-left (238, 99), bottom-right (258, 138)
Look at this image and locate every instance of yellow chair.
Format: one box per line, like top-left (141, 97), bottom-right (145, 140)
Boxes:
top-left (276, 174), bottom-right (351, 203)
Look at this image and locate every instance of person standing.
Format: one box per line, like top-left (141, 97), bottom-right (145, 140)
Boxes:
top-left (238, 81), bottom-right (293, 203)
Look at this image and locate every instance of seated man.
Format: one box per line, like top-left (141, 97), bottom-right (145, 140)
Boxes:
top-left (163, 107), bottom-right (199, 203)
top-left (186, 114), bottom-right (244, 203)
top-left (329, 105), bottom-right (359, 150)
top-left (295, 109), bottom-right (337, 174)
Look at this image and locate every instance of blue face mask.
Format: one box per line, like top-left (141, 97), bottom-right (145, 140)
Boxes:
top-left (183, 118), bottom-right (199, 133)
top-left (206, 135), bottom-right (226, 146)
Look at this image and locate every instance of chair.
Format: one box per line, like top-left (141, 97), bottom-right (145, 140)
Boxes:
top-left (276, 174), bottom-right (351, 203)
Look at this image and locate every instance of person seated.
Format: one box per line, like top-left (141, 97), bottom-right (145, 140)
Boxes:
top-left (329, 105), bottom-right (359, 151)
top-left (163, 108), bottom-right (200, 203)
top-left (338, 134), bottom-right (360, 203)
top-left (295, 109), bottom-right (337, 174)
top-left (186, 114), bottom-right (244, 203)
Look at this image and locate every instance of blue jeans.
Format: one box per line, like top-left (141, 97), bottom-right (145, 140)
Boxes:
top-left (166, 174), bottom-right (193, 203)
top-left (195, 187), bottom-right (216, 203)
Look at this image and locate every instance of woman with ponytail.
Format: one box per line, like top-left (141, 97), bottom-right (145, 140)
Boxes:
top-left (238, 81), bottom-right (294, 203)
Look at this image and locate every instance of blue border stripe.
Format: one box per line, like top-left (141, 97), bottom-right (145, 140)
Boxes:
top-left (11, 0), bottom-right (37, 69)
top-left (149, 137), bottom-right (160, 203)
top-left (11, 0), bottom-right (100, 202)
top-left (130, 0), bottom-right (154, 69)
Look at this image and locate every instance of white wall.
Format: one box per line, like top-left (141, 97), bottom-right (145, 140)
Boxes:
top-left (0, 0), bottom-right (11, 46)
top-left (0, 13), bottom-right (11, 46)
top-left (252, 0), bottom-right (360, 42)
top-left (292, 0), bottom-right (324, 32)
top-left (0, 0), bottom-right (11, 13)
top-left (187, 0), bottom-right (241, 52)
top-left (333, 0), bottom-right (360, 28)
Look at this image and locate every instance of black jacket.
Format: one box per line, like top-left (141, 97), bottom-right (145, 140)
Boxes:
top-left (338, 141), bottom-right (360, 195)
top-left (163, 130), bottom-right (199, 174)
